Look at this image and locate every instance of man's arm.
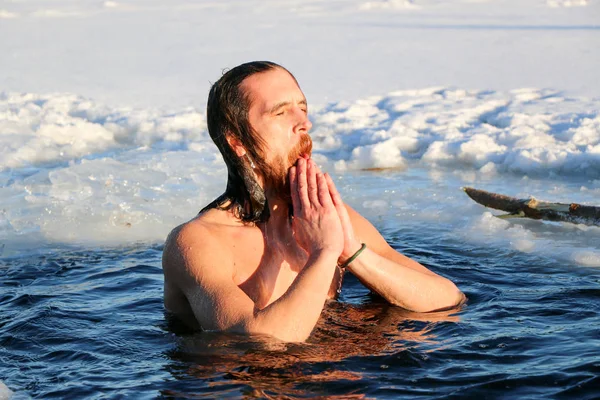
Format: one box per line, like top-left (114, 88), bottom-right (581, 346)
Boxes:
top-left (345, 205), bottom-right (465, 311)
top-left (324, 174), bottom-right (465, 312)
top-left (163, 158), bottom-right (345, 342)
top-left (163, 226), bottom-right (338, 342)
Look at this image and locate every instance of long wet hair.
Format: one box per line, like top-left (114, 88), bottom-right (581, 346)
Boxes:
top-left (204, 61), bottom-right (294, 223)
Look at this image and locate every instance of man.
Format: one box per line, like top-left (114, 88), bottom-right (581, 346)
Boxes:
top-left (162, 61), bottom-right (465, 342)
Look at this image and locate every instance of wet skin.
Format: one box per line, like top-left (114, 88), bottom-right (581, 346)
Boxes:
top-left (162, 68), bottom-right (464, 341)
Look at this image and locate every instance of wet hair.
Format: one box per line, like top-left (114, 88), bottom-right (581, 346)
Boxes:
top-left (203, 61), bottom-right (295, 223)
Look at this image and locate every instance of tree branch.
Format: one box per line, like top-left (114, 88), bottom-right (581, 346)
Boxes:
top-left (463, 187), bottom-right (600, 227)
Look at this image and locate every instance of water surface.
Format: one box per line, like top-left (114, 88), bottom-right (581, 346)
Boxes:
top-left (1, 170), bottom-right (600, 398)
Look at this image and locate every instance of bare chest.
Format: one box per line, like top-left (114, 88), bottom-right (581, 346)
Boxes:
top-left (229, 236), bottom-right (341, 309)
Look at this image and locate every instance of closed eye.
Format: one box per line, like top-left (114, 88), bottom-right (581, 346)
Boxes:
top-left (299, 99), bottom-right (308, 114)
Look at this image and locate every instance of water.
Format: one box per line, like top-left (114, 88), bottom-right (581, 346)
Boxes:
top-left (2, 1), bottom-right (599, 396)
top-left (2, 170), bottom-right (599, 399)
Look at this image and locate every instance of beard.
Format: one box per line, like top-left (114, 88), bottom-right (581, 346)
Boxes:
top-left (262, 134), bottom-right (313, 203)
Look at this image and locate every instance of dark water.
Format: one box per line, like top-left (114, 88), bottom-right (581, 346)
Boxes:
top-left (1, 228), bottom-right (600, 399)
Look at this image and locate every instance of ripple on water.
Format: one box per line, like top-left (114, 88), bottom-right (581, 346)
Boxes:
top-left (1, 234), bottom-right (600, 398)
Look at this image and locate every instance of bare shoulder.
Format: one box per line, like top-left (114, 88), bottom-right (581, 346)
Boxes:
top-left (161, 208), bottom-right (260, 331)
top-left (162, 210), bottom-right (232, 287)
top-left (161, 208), bottom-right (239, 327)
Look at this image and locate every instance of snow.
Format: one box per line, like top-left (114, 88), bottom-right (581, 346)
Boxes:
top-left (547, 0), bottom-right (589, 8)
top-left (0, 0), bottom-right (599, 264)
top-left (0, 380), bottom-right (14, 400)
top-left (360, 0), bottom-right (420, 10)
top-left (3, 88), bottom-right (597, 177)
top-left (1, 0), bottom-right (598, 107)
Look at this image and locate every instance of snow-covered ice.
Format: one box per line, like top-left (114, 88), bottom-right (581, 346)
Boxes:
top-left (0, 0), bottom-right (599, 265)
top-left (1, 0), bottom-right (598, 107)
top-left (3, 88), bottom-right (598, 176)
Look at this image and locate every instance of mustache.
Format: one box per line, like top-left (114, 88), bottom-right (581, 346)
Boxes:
top-left (287, 134), bottom-right (313, 166)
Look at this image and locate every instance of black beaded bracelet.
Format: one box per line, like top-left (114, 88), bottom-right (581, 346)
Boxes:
top-left (339, 243), bottom-right (367, 270)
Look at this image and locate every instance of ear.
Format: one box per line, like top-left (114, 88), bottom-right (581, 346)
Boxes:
top-left (226, 134), bottom-right (247, 157)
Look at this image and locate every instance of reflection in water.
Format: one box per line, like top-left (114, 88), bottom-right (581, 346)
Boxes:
top-left (162, 300), bottom-right (462, 398)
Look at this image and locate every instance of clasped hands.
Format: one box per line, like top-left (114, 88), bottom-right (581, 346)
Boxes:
top-left (288, 156), bottom-right (362, 264)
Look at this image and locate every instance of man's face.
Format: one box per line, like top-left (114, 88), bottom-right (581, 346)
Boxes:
top-left (241, 68), bottom-right (313, 196)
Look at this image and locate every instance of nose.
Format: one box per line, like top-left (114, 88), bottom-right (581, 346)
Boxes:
top-left (294, 108), bottom-right (312, 134)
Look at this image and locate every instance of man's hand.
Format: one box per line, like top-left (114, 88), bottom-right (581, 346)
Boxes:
top-left (289, 158), bottom-right (344, 257)
top-left (324, 173), bottom-right (362, 261)
top-left (288, 158), bottom-right (464, 313)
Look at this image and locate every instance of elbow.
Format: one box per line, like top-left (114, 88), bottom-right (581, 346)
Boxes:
top-left (244, 316), bottom-right (310, 343)
top-left (425, 282), bottom-right (465, 313)
top-left (271, 330), bottom-right (310, 343)
top-left (253, 323), bottom-right (309, 343)
top-left (400, 281), bottom-right (465, 313)
top-left (449, 280), bottom-right (466, 307)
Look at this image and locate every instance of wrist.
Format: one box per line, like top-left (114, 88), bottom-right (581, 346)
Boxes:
top-left (310, 247), bottom-right (341, 262)
top-left (339, 243), bottom-right (367, 270)
top-left (340, 241), bottom-right (363, 261)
